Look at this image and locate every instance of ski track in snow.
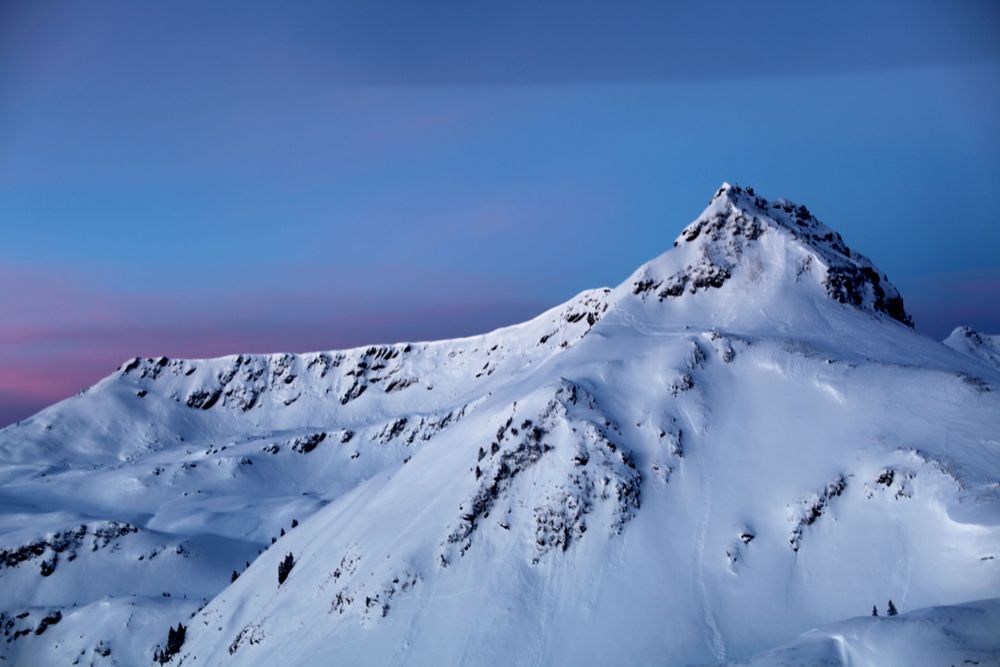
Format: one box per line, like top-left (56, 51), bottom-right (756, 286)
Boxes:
top-left (893, 518), bottom-right (912, 609)
top-left (694, 440), bottom-right (726, 661)
top-left (527, 554), bottom-right (558, 667)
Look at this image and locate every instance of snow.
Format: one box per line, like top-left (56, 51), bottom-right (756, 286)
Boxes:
top-left (945, 326), bottom-right (1000, 371)
top-left (715, 598), bottom-right (1000, 666)
top-left (0, 184), bottom-right (998, 666)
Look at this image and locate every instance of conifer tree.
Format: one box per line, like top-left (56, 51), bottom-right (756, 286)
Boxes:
top-left (154, 623), bottom-right (186, 664)
top-left (278, 552), bottom-right (295, 585)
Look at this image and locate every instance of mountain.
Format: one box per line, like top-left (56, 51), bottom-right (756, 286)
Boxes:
top-left (1, 184), bottom-right (997, 666)
top-left (945, 326), bottom-right (1000, 371)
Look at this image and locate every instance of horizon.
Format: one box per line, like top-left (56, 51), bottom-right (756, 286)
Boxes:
top-left (3, 0), bottom-right (1000, 426)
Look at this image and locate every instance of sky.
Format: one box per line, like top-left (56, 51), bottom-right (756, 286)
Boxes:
top-left (1, 0), bottom-right (999, 426)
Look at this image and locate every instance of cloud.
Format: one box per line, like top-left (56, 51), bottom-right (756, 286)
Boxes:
top-left (274, 2), bottom-right (1000, 85)
top-left (5, 2), bottom-right (999, 97)
top-left (0, 262), bottom-right (549, 426)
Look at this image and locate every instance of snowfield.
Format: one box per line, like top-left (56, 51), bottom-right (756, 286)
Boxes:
top-left (1, 184), bottom-right (997, 666)
top-left (716, 599), bottom-right (1000, 667)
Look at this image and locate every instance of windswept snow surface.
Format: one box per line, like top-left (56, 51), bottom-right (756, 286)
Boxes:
top-left (0, 184), bottom-right (998, 666)
top-left (714, 598), bottom-right (1000, 667)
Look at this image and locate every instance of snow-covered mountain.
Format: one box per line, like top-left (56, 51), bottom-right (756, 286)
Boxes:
top-left (1, 183), bottom-right (997, 666)
top-left (945, 326), bottom-right (1000, 371)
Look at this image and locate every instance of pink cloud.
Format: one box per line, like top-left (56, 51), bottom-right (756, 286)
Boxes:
top-left (0, 261), bottom-right (548, 426)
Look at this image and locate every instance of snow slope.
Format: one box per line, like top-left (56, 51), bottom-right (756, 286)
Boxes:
top-left (945, 326), bottom-right (1000, 371)
top-left (715, 598), bottom-right (1000, 667)
top-left (0, 184), bottom-right (997, 666)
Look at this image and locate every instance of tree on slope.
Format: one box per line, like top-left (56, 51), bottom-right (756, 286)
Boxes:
top-left (154, 623), bottom-right (186, 664)
top-left (278, 552), bottom-right (295, 585)
top-left (887, 599), bottom-right (898, 616)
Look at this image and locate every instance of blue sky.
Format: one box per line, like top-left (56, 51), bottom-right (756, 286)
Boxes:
top-left (1, 1), bottom-right (999, 425)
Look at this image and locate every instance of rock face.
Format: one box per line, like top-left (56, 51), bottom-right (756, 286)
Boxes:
top-left (0, 184), bottom-right (997, 667)
top-left (631, 183), bottom-right (912, 326)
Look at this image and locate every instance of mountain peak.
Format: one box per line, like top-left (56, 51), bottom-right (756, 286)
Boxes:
top-left (693, 182), bottom-right (854, 253)
top-left (628, 184), bottom-right (913, 328)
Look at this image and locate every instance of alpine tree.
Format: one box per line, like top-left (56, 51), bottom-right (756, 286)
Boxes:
top-left (154, 623), bottom-right (186, 664)
top-left (278, 552), bottom-right (295, 585)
